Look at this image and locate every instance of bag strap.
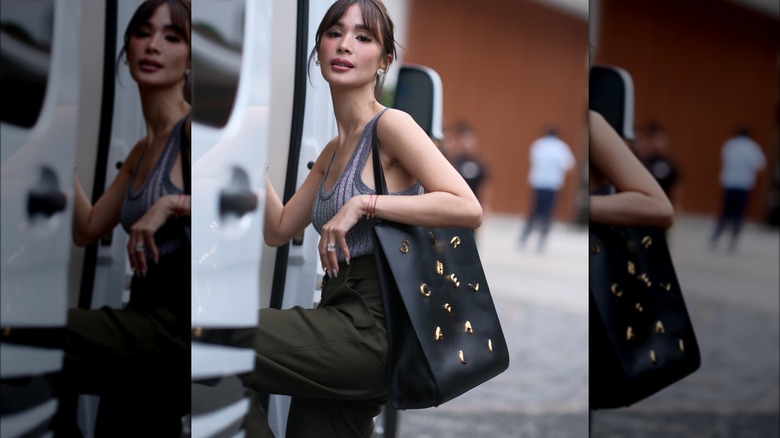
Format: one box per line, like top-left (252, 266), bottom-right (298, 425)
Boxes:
top-left (371, 114), bottom-right (389, 197)
top-left (180, 115), bottom-right (191, 195)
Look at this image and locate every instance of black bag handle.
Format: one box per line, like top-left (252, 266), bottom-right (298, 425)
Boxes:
top-left (180, 115), bottom-right (191, 195)
top-left (371, 111), bottom-right (389, 198)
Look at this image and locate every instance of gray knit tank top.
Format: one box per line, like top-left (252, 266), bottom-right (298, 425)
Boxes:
top-left (312, 109), bottom-right (423, 261)
top-left (120, 115), bottom-right (188, 260)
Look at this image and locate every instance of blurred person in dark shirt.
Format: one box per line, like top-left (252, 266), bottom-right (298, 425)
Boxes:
top-left (447, 121), bottom-right (492, 211)
top-left (640, 121), bottom-right (680, 204)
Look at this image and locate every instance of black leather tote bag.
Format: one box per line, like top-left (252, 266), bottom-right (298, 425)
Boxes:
top-left (589, 223), bottom-right (700, 409)
top-left (370, 127), bottom-right (509, 410)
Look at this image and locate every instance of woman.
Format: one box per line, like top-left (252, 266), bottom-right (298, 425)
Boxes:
top-left (589, 110), bottom-right (673, 227)
top-left (245, 1), bottom-right (481, 436)
top-left (65, 0), bottom-right (191, 435)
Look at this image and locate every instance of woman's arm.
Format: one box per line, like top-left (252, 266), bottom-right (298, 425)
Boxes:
top-left (71, 141), bottom-right (143, 246)
top-left (319, 110), bottom-right (482, 269)
top-left (126, 193), bottom-right (187, 275)
top-left (369, 109), bottom-right (482, 228)
top-left (589, 110), bottom-right (673, 228)
top-left (263, 141), bottom-right (333, 247)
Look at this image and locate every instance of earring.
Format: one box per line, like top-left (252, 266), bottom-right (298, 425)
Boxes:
top-left (316, 59), bottom-right (321, 66)
top-left (377, 68), bottom-right (385, 77)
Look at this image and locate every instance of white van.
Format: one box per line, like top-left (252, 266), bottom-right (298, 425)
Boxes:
top-left (3, 0), bottom-right (190, 433)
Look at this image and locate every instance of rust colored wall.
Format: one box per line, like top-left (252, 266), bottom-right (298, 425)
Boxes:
top-left (595, 0), bottom-right (779, 219)
top-left (403, 0), bottom-right (589, 220)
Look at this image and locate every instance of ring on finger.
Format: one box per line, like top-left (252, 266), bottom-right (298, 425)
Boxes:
top-left (135, 243), bottom-right (145, 252)
top-left (326, 242), bottom-right (336, 252)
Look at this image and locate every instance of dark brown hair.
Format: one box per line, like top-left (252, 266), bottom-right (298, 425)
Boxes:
top-left (309, 0), bottom-right (398, 98)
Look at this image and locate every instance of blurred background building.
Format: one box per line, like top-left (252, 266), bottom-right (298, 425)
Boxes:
top-left (591, 0), bottom-right (779, 225)
top-left (384, 0), bottom-right (589, 222)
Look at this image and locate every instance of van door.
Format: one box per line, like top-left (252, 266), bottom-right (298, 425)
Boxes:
top-left (65, 1), bottom-right (148, 434)
top-left (190, 1), bottom-right (268, 436)
top-left (261, 0), bottom-right (337, 434)
top-left (0, 1), bottom-right (80, 436)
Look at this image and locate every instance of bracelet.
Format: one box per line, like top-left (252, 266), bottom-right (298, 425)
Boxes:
top-left (175, 194), bottom-right (186, 217)
top-left (366, 194), bottom-right (374, 219)
top-left (369, 194), bottom-right (379, 219)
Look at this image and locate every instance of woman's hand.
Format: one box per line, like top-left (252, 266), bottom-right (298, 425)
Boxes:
top-left (318, 194), bottom-right (369, 278)
top-left (127, 194), bottom-right (180, 276)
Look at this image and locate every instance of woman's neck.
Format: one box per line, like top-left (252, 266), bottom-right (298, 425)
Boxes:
top-left (138, 84), bottom-right (190, 142)
top-left (330, 85), bottom-right (383, 145)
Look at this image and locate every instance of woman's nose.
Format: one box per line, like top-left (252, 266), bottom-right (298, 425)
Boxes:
top-left (337, 41), bottom-right (351, 54)
top-left (145, 33), bottom-right (162, 53)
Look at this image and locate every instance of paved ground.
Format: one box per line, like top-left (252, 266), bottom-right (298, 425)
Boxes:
top-left (591, 215), bottom-right (779, 438)
top-left (379, 214), bottom-right (779, 438)
top-left (386, 214), bottom-right (590, 438)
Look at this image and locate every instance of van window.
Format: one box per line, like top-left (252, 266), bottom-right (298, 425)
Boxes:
top-left (191, 0), bottom-right (245, 128)
top-left (0, 0), bottom-right (53, 128)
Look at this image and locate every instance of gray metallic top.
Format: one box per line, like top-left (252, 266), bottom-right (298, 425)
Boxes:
top-left (121, 115), bottom-right (187, 261)
top-left (312, 109), bottom-right (423, 261)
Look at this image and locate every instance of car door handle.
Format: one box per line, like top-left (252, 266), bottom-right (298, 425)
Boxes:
top-left (219, 189), bottom-right (258, 218)
top-left (27, 189), bottom-right (67, 218)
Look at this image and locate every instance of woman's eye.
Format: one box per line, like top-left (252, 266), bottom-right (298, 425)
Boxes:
top-left (165, 34), bottom-right (182, 43)
top-left (356, 34), bottom-right (372, 43)
top-left (326, 30), bottom-right (342, 38)
top-left (133, 30), bottom-right (150, 38)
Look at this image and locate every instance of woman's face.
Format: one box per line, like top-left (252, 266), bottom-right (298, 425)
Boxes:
top-left (126, 4), bottom-right (190, 90)
top-left (317, 4), bottom-right (387, 90)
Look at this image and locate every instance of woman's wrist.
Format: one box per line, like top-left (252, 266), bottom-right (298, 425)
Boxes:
top-left (170, 194), bottom-right (190, 217)
top-left (363, 193), bottom-right (379, 219)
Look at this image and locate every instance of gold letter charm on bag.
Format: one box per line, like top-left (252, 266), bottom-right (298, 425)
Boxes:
top-left (449, 273), bottom-right (460, 287)
top-left (464, 321), bottom-right (473, 334)
top-left (435, 327), bottom-right (443, 341)
top-left (400, 239), bottom-right (410, 253)
top-left (436, 261), bottom-right (444, 276)
top-left (468, 283), bottom-right (479, 292)
top-left (459, 350), bottom-right (468, 364)
top-left (420, 283), bottom-right (431, 297)
top-left (450, 236), bottom-right (461, 249)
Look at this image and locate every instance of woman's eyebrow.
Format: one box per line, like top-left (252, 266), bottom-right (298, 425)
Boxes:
top-left (139, 21), bottom-right (184, 32)
top-left (333, 21), bottom-right (370, 31)
top-left (164, 24), bottom-right (186, 35)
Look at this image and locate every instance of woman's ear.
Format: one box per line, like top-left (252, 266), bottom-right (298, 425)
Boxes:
top-left (385, 54), bottom-right (393, 70)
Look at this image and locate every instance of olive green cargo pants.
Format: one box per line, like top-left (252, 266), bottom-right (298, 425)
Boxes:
top-left (239, 255), bottom-right (389, 438)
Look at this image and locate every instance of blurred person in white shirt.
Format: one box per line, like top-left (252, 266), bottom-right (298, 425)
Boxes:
top-left (710, 127), bottom-right (766, 253)
top-left (519, 126), bottom-right (575, 251)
